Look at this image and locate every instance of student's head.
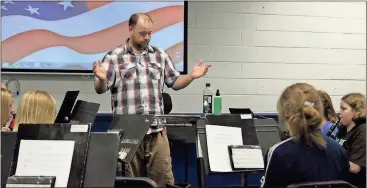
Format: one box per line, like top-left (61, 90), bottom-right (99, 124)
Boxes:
top-left (317, 90), bottom-right (338, 123)
top-left (277, 83), bottom-right (325, 147)
top-left (14, 90), bottom-right (56, 131)
top-left (1, 82), bottom-right (6, 89)
top-left (1, 88), bottom-right (13, 127)
top-left (339, 93), bottom-right (366, 127)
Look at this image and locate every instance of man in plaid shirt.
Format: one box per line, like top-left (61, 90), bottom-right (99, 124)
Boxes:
top-left (93, 13), bottom-right (211, 187)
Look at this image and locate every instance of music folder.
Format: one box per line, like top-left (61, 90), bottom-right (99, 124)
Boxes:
top-left (55, 90), bottom-right (80, 123)
top-left (69, 100), bottom-right (100, 125)
top-left (108, 114), bottom-right (155, 164)
top-left (228, 145), bottom-right (264, 170)
top-left (11, 123), bottom-right (91, 188)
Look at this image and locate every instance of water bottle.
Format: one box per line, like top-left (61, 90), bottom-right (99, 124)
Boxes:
top-left (214, 89), bottom-right (222, 115)
top-left (203, 83), bottom-right (213, 113)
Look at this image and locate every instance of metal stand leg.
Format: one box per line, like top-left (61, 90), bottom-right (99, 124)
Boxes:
top-left (184, 143), bottom-right (189, 184)
top-left (241, 173), bottom-right (246, 188)
top-left (196, 157), bottom-right (205, 188)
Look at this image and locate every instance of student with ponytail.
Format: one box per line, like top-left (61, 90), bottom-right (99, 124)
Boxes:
top-left (261, 83), bottom-right (349, 188)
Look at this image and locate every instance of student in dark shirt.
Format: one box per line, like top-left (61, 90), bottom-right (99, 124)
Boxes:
top-left (336, 93), bottom-right (366, 188)
top-left (317, 90), bottom-right (339, 137)
top-left (261, 83), bottom-right (350, 188)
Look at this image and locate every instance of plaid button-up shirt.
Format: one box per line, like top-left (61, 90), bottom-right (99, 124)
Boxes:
top-left (97, 41), bottom-right (180, 132)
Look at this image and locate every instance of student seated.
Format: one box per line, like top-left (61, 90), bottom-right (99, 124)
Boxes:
top-left (317, 90), bottom-right (339, 137)
top-left (336, 93), bottom-right (366, 188)
top-left (1, 88), bottom-right (14, 131)
top-left (13, 90), bottom-right (56, 132)
top-left (261, 83), bottom-right (349, 188)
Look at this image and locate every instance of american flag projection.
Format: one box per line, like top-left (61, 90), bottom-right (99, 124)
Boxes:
top-left (1, 1), bottom-right (185, 72)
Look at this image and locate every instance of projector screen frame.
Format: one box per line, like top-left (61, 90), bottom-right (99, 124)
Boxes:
top-left (1, 1), bottom-right (188, 75)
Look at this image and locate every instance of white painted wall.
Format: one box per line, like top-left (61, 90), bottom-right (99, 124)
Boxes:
top-left (2, 2), bottom-right (366, 114)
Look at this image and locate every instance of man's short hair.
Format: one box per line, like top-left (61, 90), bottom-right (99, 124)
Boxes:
top-left (128, 13), bottom-right (153, 27)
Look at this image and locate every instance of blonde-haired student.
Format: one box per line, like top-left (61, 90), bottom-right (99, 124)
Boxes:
top-left (1, 88), bottom-right (13, 131)
top-left (261, 83), bottom-right (349, 188)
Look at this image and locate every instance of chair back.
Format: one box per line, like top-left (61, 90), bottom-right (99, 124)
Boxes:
top-left (162, 92), bottom-right (172, 114)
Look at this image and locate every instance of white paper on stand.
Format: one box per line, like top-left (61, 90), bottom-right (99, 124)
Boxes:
top-left (231, 146), bottom-right (264, 169)
top-left (15, 140), bottom-right (75, 188)
top-left (205, 125), bottom-right (243, 172)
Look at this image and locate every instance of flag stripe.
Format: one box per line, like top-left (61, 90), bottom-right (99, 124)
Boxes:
top-left (2, 5), bottom-right (184, 63)
top-left (86, 1), bottom-right (112, 10)
top-left (2, 41), bottom-right (183, 70)
top-left (12, 24), bottom-right (183, 64)
top-left (2, 2), bottom-right (184, 40)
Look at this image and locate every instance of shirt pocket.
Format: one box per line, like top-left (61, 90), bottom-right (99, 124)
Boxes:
top-left (119, 63), bottom-right (137, 82)
top-left (148, 62), bottom-right (162, 82)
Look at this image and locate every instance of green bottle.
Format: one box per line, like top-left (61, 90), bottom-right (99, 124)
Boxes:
top-left (213, 89), bottom-right (222, 115)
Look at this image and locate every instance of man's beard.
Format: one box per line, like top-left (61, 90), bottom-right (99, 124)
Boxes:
top-left (133, 41), bottom-right (149, 50)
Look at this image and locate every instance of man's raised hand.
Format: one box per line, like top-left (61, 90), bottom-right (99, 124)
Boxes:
top-left (93, 60), bottom-right (107, 81)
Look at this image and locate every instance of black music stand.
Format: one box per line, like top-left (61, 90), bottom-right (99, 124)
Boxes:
top-left (253, 119), bottom-right (282, 157)
top-left (54, 90), bottom-right (80, 123)
top-left (1, 132), bottom-right (17, 188)
top-left (229, 108), bottom-right (255, 119)
top-left (196, 114), bottom-right (262, 188)
top-left (156, 114), bottom-right (203, 185)
top-left (108, 115), bottom-right (155, 170)
top-left (9, 123), bottom-right (91, 188)
top-left (69, 100), bottom-right (100, 125)
top-left (83, 132), bottom-right (121, 188)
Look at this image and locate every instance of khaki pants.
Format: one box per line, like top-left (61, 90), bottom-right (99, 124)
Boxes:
top-left (121, 128), bottom-right (174, 187)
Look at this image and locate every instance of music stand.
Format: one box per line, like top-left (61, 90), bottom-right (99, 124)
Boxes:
top-left (229, 108), bottom-right (255, 119)
top-left (108, 114), bottom-right (155, 165)
top-left (55, 91), bottom-right (80, 123)
top-left (155, 114), bottom-right (203, 185)
top-left (254, 119), bottom-right (282, 156)
top-left (10, 123), bottom-right (91, 188)
top-left (69, 100), bottom-right (100, 125)
top-left (197, 114), bottom-right (262, 187)
top-left (83, 132), bottom-right (120, 187)
top-left (1, 132), bottom-right (17, 188)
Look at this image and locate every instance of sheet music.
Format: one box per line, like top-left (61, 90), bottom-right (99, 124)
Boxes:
top-left (205, 125), bottom-right (243, 172)
top-left (15, 140), bottom-right (75, 188)
top-left (231, 146), bottom-right (264, 169)
top-left (240, 114), bottom-right (252, 119)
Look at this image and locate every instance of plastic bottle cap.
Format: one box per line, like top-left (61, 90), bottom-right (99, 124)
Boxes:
top-left (216, 89), bottom-right (220, 96)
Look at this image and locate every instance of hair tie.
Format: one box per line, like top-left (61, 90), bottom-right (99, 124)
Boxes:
top-left (304, 101), bottom-right (314, 107)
